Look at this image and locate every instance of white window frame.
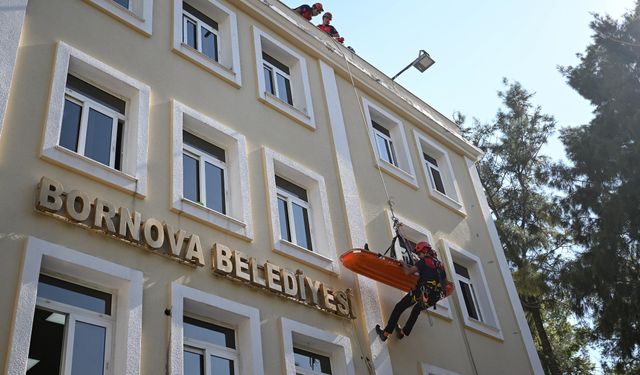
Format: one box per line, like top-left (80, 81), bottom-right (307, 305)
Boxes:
top-left (169, 283), bottom-right (264, 375)
top-left (280, 317), bottom-right (355, 375)
top-left (34, 277), bottom-right (115, 375)
top-left (182, 9), bottom-right (219, 60)
top-left (253, 26), bottom-right (315, 129)
top-left (362, 97), bottom-right (417, 187)
top-left (183, 315), bottom-right (239, 375)
top-left (385, 210), bottom-right (453, 320)
top-left (182, 140), bottom-right (229, 214)
top-left (171, 100), bottom-right (252, 240)
top-left (414, 130), bottom-right (466, 215)
top-left (262, 56), bottom-right (292, 106)
top-left (7, 236), bottom-right (143, 375)
top-left (421, 362), bottom-right (461, 375)
top-left (263, 147), bottom-right (338, 273)
top-left (63, 86), bottom-right (125, 170)
top-left (276, 180), bottom-right (314, 251)
top-left (83, 0), bottom-right (154, 36)
top-left (373, 122), bottom-right (397, 166)
top-left (172, 0), bottom-right (241, 87)
top-left (41, 42), bottom-right (150, 196)
top-left (441, 240), bottom-right (503, 339)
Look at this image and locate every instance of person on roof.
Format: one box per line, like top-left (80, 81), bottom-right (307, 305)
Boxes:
top-left (317, 12), bottom-right (344, 43)
top-left (376, 241), bottom-right (448, 341)
top-left (294, 3), bottom-right (323, 21)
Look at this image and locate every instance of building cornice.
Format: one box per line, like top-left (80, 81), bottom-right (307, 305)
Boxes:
top-left (229, 0), bottom-right (483, 161)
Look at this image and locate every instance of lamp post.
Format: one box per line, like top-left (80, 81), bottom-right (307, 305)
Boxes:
top-left (391, 50), bottom-right (435, 81)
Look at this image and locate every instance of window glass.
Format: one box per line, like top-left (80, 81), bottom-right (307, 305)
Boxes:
top-left (262, 53), bottom-right (290, 74)
top-left (60, 99), bottom-right (82, 152)
top-left (184, 16), bottom-right (197, 49)
top-left (263, 66), bottom-right (274, 96)
top-left (459, 282), bottom-right (480, 320)
top-left (112, 0), bottom-right (130, 9)
top-left (183, 153), bottom-right (200, 203)
top-left (294, 347), bottom-right (332, 374)
top-left (37, 275), bottom-right (112, 315)
top-left (201, 28), bottom-right (218, 61)
top-left (204, 161), bottom-right (225, 213)
top-left (292, 203), bottom-right (312, 250)
top-left (278, 197), bottom-right (291, 242)
top-left (27, 308), bottom-right (65, 374)
top-left (184, 131), bottom-right (225, 162)
top-left (184, 317), bottom-right (235, 349)
top-left (454, 263), bottom-right (470, 279)
top-left (184, 349), bottom-right (204, 375)
top-left (70, 321), bottom-right (106, 375)
top-left (84, 108), bottom-right (114, 167)
top-left (211, 355), bottom-right (234, 375)
top-left (275, 72), bottom-right (292, 105)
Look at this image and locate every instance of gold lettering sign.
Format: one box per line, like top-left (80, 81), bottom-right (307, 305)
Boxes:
top-left (35, 176), bottom-right (354, 319)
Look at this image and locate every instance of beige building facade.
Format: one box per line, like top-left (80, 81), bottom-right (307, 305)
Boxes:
top-left (0, 0), bottom-right (543, 374)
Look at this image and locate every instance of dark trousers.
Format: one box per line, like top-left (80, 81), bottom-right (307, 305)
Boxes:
top-left (383, 291), bottom-right (423, 336)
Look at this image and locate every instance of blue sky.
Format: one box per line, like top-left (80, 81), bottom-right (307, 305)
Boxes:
top-left (282, 0), bottom-right (636, 160)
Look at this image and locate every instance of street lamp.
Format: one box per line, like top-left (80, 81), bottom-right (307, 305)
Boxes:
top-left (391, 50), bottom-right (435, 81)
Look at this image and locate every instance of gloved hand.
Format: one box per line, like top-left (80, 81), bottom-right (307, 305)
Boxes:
top-left (336, 37), bottom-right (344, 43)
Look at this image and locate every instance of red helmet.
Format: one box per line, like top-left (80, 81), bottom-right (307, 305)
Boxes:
top-left (415, 241), bottom-right (434, 255)
top-left (323, 11), bottom-right (332, 20)
top-left (313, 3), bottom-right (324, 12)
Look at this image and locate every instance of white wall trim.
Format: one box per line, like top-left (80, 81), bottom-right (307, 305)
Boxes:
top-left (169, 283), bottom-right (264, 375)
top-left (362, 96), bottom-right (418, 188)
top-left (262, 146), bottom-right (338, 273)
top-left (465, 157), bottom-right (544, 374)
top-left (83, 0), bottom-right (154, 36)
top-left (41, 41), bottom-right (150, 196)
top-left (170, 100), bottom-right (253, 240)
top-left (0, 0), bottom-right (27, 140)
top-left (280, 317), bottom-right (355, 375)
top-left (171, 0), bottom-right (241, 87)
top-left (441, 239), bottom-right (503, 340)
top-left (6, 236), bottom-right (143, 375)
top-left (319, 61), bottom-right (392, 374)
top-left (252, 25), bottom-right (315, 129)
top-left (414, 129), bottom-right (466, 216)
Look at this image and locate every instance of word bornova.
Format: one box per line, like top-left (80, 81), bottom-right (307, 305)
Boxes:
top-left (35, 176), bottom-right (354, 318)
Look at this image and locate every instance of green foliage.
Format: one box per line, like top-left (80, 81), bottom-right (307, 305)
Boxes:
top-left (464, 80), bottom-right (591, 374)
top-left (557, 2), bottom-right (640, 370)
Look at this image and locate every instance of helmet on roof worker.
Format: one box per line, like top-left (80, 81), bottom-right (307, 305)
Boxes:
top-left (415, 241), bottom-right (435, 256)
top-left (313, 3), bottom-right (324, 12)
top-left (323, 12), bottom-right (332, 20)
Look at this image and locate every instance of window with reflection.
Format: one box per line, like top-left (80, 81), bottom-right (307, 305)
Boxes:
top-left (454, 262), bottom-right (483, 322)
top-left (424, 153), bottom-right (446, 195)
top-left (60, 74), bottom-right (126, 170)
top-left (293, 347), bottom-right (332, 375)
top-left (112, 0), bottom-right (130, 9)
top-left (276, 176), bottom-right (313, 251)
top-left (262, 52), bottom-right (293, 105)
top-left (182, 2), bottom-right (219, 61)
top-left (183, 316), bottom-right (238, 375)
top-left (372, 120), bottom-right (397, 166)
top-left (182, 131), bottom-right (227, 214)
top-left (27, 274), bottom-right (113, 374)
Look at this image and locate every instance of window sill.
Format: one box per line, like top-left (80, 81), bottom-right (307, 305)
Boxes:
top-left (42, 145), bottom-right (143, 197)
top-left (173, 43), bottom-right (241, 88)
top-left (172, 198), bottom-right (252, 241)
top-left (463, 318), bottom-right (504, 341)
top-left (274, 239), bottom-right (338, 275)
top-left (376, 159), bottom-right (419, 189)
top-left (428, 188), bottom-right (466, 217)
top-left (83, 0), bottom-right (153, 36)
top-left (260, 92), bottom-right (316, 130)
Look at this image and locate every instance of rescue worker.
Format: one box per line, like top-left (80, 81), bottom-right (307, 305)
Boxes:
top-left (293, 3), bottom-right (323, 21)
top-left (376, 241), bottom-right (448, 341)
top-left (317, 12), bottom-right (344, 43)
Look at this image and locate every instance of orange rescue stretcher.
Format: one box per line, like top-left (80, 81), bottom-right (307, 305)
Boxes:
top-left (340, 248), bottom-right (455, 296)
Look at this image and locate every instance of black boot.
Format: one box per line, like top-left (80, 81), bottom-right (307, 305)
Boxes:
top-left (395, 325), bottom-right (405, 340)
top-left (375, 324), bottom-right (387, 342)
